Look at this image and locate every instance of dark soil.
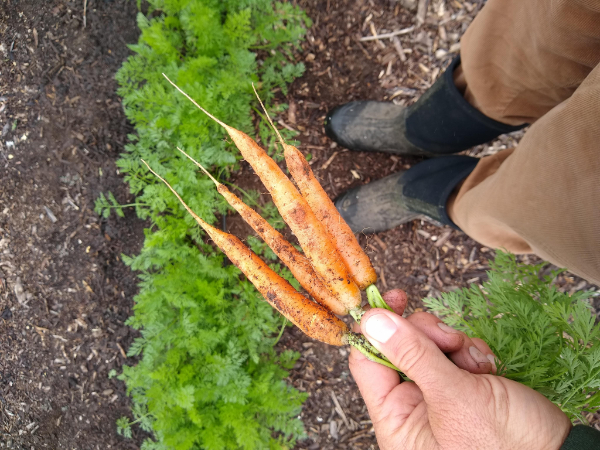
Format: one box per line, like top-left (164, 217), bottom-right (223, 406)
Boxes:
top-left (0, 0), bottom-right (144, 448)
top-left (2, 0), bottom-right (598, 449)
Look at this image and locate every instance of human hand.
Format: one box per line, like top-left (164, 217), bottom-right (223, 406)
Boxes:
top-left (358, 290), bottom-right (497, 375)
top-left (349, 306), bottom-right (572, 450)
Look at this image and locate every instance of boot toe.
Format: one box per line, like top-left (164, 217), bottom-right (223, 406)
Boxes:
top-left (324, 102), bottom-right (367, 150)
top-left (324, 101), bottom-right (424, 154)
top-left (334, 171), bottom-right (421, 234)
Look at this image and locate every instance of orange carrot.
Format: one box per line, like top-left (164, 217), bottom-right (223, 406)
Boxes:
top-left (163, 75), bottom-right (362, 314)
top-left (141, 159), bottom-right (349, 346)
top-left (283, 144), bottom-right (377, 289)
top-left (177, 147), bottom-right (348, 315)
top-left (250, 86), bottom-right (378, 290)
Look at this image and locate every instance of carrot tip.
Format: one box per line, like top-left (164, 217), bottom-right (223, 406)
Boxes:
top-left (162, 74), bottom-right (228, 129)
top-left (140, 158), bottom-right (208, 229)
top-left (176, 147), bottom-right (221, 186)
top-left (251, 83), bottom-right (285, 146)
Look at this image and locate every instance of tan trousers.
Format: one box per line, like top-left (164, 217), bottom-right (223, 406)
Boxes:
top-left (447, 0), bottom-right (600, 285)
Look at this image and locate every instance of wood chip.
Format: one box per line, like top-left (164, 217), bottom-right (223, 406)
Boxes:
top-left (277, 119), bottom-right (297, 132)
top-left (379, 266), bottom-right (388, 289)
top-left (391, 36), bottom-right (407, 62)
top-left (372, 234), bottom-right (387, 251)
top-left (116, 342), bottom-right (127, 358)
top-left (434, 230), bottom-right (453, 247)
top-left (330, 391), bottom-right (354, 431)
top-left (450, 42), bottom-right (461, 53)
top-left (321, 151), bottom-right (339, 170)
top-left (418, 62), bottom-right (430, 74)
top-left (43, 206), bottom-right (57, 223)
top-left (360, 26), bottom-right (415, 41)
top-left (369, 22), bottom-right (386, 49)
top-left (416, 229), bottom-right (431, 239)
top-left (417, 0), bottom-right (429, 25)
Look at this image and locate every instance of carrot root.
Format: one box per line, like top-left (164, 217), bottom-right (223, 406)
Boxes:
top-left (163, 78), bottom-right (362, 311)
top-left (141, 159), bottom-right (350, 346)
top-left (249, 83), bottom-right (377, 290)
top-left (176, 147), bottom-right (348, 316)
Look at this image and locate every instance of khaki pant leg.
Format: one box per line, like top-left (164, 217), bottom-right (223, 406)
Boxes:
top-left (448, 64), bottom-right (600, 285)
top-left (456, 0), bottom-right (600, 125)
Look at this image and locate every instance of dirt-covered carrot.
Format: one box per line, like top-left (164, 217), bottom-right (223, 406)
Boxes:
top-left (177, 147), bottom-right (348, 316)
top-left (163, 75), bottom-right (362, 316)
top-left (250, 87), bottom-right (377, 290)
top-left (141, 159), bottom-right (349, 346)
top-left (283, 146), bottom-right (377, 289)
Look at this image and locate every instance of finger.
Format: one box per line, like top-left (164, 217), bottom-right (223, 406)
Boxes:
top-left (379, 382), bottom-right (424, 425)
top-left (348, 345), bottom-right (402, 414)
top-left (382, 289), bottom-right (408, 315)
top-left (448, 335), bottom-right (493, 374)
top-left (406, 312), bottom-right (464, 353)
top-left (361, 309), bottom-right (468, 398)
top-left (472, 337), bottom-right (497, 374)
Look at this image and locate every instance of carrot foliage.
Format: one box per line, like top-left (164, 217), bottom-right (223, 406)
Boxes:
top-left (101, 1), bottom-right (311, 448)
top-left (425, 251), bottom-right (600, 422)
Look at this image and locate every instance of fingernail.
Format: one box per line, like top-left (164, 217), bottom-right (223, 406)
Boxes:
top-left (437, 322), bottom-right (461, 334)
top-left (487, 354), bottom-right (497, 372)
top-left (364, 314), bottom-right (397, 344)
top-left (469, 346), bottom-right (489, 365)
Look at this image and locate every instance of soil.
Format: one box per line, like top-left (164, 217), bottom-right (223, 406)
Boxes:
top-left (0, 0), bottom-right (145, 448)
top-left (1, 0), bottom-right (598, 449)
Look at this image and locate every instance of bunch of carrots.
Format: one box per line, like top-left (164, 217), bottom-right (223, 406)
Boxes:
top-left (142, 75), bottom-right (399, 370)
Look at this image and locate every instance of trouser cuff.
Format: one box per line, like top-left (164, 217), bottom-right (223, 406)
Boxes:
top-left (402, 156), bottom-right (479, 229)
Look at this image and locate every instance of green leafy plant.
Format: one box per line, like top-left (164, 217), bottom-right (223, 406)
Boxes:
top-left (425, 251), bottom-right (600, 422)
top-left (104, 1), bottom-right (312, 448)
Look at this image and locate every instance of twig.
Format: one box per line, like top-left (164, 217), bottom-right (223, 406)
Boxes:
top-left (392, 37), bottom-right (407, 62)
top-left (417, 0), bottom-right (429, 25)
top-left (83, 0), bottom-right (88, 28)
top-left (277, 119), bottom-right (297, 133)
top-left (321, 151), bottom-right (339, 170)
top-left (330, 391), bottom-right (354, 431)
top-left (352, 37), bottom-right (372, 59)
top-left (369, 23), bottom-right (386, 49)
top-left (359, 26), bottom-right (415, 41)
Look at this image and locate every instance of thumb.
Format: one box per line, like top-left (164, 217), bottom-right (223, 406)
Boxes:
top-left (361, 309), bottom-right (468, 397)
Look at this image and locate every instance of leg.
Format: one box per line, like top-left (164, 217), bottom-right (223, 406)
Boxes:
top-left (449, 64), bottom-right (600, 285)
top-left (457, 0), bottom-right (600, 125)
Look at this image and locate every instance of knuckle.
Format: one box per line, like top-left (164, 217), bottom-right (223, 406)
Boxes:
top-left (393, 334), bottom-right (429, 372)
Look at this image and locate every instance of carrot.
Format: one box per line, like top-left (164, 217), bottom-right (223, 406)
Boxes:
top-left (251, 86), bottom-right (377, 290)
top-left (141, 159), bottom-right (349, 346)
top-left (177, 147), bottom-right (348, 316)
top-left (284, 145), bottom-right (377, 289)
top-left (163, 75), bottom-right (362, 314)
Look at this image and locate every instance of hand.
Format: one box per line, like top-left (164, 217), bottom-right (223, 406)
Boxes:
top-left (349, 307), bottom-right (572, 450)
top-left (358, 290), bottom-right (497, 375)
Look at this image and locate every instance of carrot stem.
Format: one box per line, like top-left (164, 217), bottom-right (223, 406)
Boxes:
top-left (366, 285), bottom-right (394, 312)
top-left (347, 332), bottom-right (404, 375)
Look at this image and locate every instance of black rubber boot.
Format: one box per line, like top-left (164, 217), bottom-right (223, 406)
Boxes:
top-left (325, 57), bottom-right (525, 155)
top-left (335, 156), bottom-right (478, 233)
